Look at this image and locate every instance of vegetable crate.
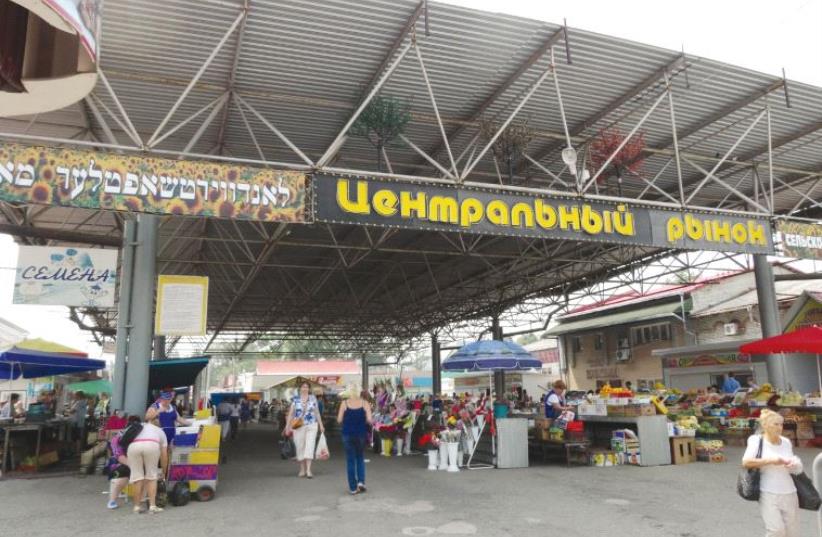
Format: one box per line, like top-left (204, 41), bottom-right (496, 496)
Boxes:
top-left (670, 437), bottom-right (696, 465)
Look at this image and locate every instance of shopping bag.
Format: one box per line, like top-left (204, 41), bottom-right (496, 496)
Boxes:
top-left (555, 410), bottom-right (575, 430)
top-left (737, 437), bottom-right (762, 501)
top-left (279, 437), bottom-right (296, 460)
top-left (792, 472), bottom-right (821, 510)
top-left (315, 433), bottom-right (330, 461)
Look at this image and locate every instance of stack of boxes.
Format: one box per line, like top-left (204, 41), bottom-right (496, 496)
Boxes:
top-left (611, 430), bottom-right (641, 466)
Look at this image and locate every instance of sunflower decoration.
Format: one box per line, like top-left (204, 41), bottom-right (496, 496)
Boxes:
top-left (101, 193), bottom-right (116, 209)
top-left (255, 204), bottom-right (272, 221)
top-left (39, 165), bottom-right (55, 182)
top-left (216, 199), bottom-right (236, 219)
top-left (29, 181), bottom-right (54, 205)
top-left (165, 198), bottom-right (188, 216)
top-left (117, 197), bottom-right (144, 213)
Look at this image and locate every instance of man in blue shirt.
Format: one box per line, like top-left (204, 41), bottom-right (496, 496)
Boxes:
top-left (721, 372), bottom-right (741, 394)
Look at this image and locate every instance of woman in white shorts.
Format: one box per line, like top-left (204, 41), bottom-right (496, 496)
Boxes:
top-left (127, 418), bottom-right (168, 514)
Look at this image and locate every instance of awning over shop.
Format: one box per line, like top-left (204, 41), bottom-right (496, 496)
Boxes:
top-left (652, 339), bottom-right (760, 359)
top-left (267, 376), bottom-right (326, 391)
top-left (545, 300), bottom-right (690, 336)
top-left (0, 347), bottom-right (105, 379)
top-left (740, 326), bottom-right (822, 354)
top-left (209, 392), bottom-right (262, 405)
top-left (148, 356), bottom-right (209, 390)
top-left (67, 378), bottom-right (112, 394)
top-left (15, 338), bottom-right (87, 356)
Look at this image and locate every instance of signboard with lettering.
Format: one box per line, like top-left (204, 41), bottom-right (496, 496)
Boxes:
top-left (314, 174), bottom-right (773, 254)
top-left (0, 143), bottom-right (307, 222)
top-left (155, 275), bottom-right (209, 336)
top-left (777, 221), bottom-right (822, 260)
top-left (586, 366), bottom-right (619, 379)
top-left (14, 245), bottom-right (116, 307)
top-left (664, 353), bottom-right (751, 369)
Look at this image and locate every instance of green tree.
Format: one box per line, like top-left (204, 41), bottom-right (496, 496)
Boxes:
top-left (516, 333), bottom-right (538, 346)
top-left (350, 95), bottom-right (411, 171)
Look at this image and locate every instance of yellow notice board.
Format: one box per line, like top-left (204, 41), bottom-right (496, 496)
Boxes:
top-left (155, 275), bottom-right (208, 336)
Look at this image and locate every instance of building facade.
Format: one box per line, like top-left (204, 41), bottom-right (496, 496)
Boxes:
top-left (548, 265), bottom-right (822, 393)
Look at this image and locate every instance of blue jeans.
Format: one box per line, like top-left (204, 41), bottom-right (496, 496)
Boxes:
top-left (342, 434), bottom-right (366, 492)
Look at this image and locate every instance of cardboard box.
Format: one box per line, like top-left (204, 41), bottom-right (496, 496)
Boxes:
top-left (607, 406), bottom-right (625, 417)
top-left (534, 417), bottom-right (552, 430)
top-left (578, 403), bottom-right (607, 417)
top-left (38, 451), bottom-right (59, 466)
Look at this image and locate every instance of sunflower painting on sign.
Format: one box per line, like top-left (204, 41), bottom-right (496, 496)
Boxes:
top-left (0, 143), bottom-right (308, 222)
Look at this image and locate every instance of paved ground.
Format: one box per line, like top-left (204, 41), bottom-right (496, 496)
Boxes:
top-left (0, 423), bottom-right (819, 537)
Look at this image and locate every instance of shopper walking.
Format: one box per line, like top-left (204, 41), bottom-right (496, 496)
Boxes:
top-left (230, 398), bottom-right (241, 439)
top-left (126, 415), bottom-right (169, 514)
top-left (240, 399), bottom-right (251, 428)
top-left (285, 382), bottom-right (324, 478)
top-left (337, 384), bottom-right (372, 494)
top-left (742, 409), bottom-right (803, 537)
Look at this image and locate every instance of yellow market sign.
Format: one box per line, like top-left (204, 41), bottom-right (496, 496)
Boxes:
top-left (314, 174), bottom-right (774, 254)
top-left (155, 275), bottom-right (209, 336)
top-left (0, 143), bottom-right (307, 222)
top-left (777, 220), bottom-right (822, 260)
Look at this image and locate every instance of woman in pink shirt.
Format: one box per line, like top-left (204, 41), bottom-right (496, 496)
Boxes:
top-left (127, 417), bottom-right (168, 514)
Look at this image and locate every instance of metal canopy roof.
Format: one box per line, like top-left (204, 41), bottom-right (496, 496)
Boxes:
top-left (1, 0), bottom-right (821, 354)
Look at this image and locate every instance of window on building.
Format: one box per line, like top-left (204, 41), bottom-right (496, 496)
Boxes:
top-left (631, 322), bottom-right (671, 346)
top-left (571, 336), bottom-right (582, 352)
top-left (594, 334), bottom-right (604, 350)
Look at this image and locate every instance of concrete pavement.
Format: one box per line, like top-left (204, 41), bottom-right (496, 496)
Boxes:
top-left (0, 423), bottom-right (818, 536)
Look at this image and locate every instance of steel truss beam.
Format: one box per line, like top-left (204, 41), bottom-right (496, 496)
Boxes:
top-left (522, 53), bottom-right (687, 175)
top-left (413, 25), bottom-right (567, 175)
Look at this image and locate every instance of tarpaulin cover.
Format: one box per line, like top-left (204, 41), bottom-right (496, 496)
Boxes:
top-left (442, 340), bottom-right (542, 371)
top-left (0, 347), bottom-right (105, 379)
top-left (739, 326), bottom-right (822, 354)
top-left (148, 356), bottom-right (209, 390)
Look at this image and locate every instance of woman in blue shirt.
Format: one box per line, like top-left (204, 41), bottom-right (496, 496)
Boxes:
top-left (337, 384), bottom-right (373, 494)
top-left (285, 382), bottom-right (325, 478)
top-left (147, 391), bottom-right (190, 447)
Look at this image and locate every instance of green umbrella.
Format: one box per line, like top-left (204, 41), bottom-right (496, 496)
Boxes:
top-left (66, 379), bottom-right (112, 394)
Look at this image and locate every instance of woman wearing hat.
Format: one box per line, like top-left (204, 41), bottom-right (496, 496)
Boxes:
top-left (146, 390), bottom-right (190, 448)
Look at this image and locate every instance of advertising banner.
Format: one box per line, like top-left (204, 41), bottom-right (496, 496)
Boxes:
top-left (777, 221), bottom-right (822, 260)
top-left (155, 275), bottom-right (209, 336)
top-left (0, 143), bottom-right (307, 223)
top-left (13, 245), bottom-right (117, 307)
top-left (314, 174), bottom-right (774, 254)
top-left (664, 353), bottom-right (751, 369)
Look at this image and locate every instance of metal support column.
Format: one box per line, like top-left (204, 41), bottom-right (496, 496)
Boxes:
top-left (111, 220), bottom-right (137, 411)
top-left (754, 255), bottom-right (787, 389)
top-left (123, 214), bottom-right (158, 416)
top-left (361, 354), bottom-right (369, 393)
top-left (431, 333), bottom-right (441, 396)
top-left (154, 336), bottom-right (166, 360)
top-left (491, 316), bottom-right (505, 400)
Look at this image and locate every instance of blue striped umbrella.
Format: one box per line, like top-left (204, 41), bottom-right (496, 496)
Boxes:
top-left (441, 340), bottom-right (542, 371)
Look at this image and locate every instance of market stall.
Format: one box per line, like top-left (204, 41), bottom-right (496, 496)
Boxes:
top-left (0, 347), bottom-right (105, 474)
top-left (441, 340), bottom-right (543, 469)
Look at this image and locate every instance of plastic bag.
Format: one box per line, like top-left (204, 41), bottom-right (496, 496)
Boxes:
top-left (279, 437), bottom-right (296, 460)
top-left (315, 432), bottom-right (330, 460)
top-left (555, 410), bottom-right (576, 430)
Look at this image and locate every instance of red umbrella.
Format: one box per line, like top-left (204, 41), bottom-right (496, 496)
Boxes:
top-left (739, 326), bottom-right (822, 354)
top-left (739, 326), bottom-right (822, 392)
